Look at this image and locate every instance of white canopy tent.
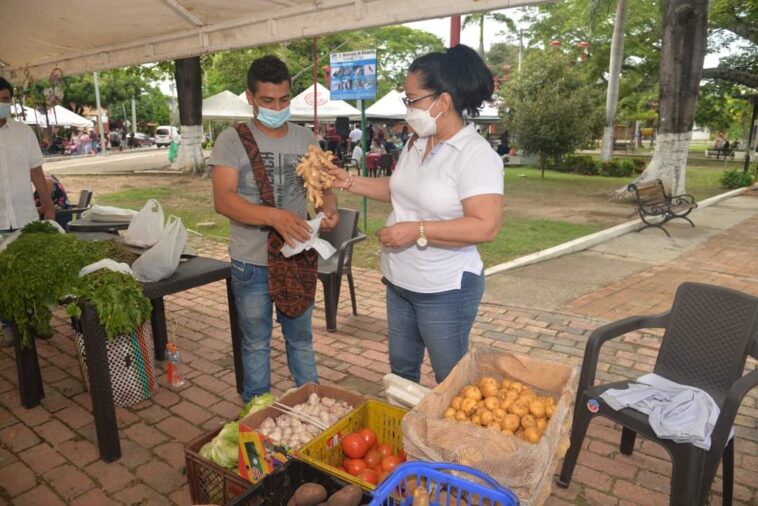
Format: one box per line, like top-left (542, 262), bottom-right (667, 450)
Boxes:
top-left (365, 89), bottom-right (407, 120)
top-left (289, 83), bottom-right (361, 122)
top-left (10, 104), bottom-right (94, 128)
top-left (0, 0), bottom-right (547, 83)
top-left (202, 90), bottom-right (254, 120)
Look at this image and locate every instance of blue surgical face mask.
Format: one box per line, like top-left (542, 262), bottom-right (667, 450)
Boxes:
top-left (254, 99), bottom-right (290, 129)
top-left (0, 103), bottom-right (11, 119)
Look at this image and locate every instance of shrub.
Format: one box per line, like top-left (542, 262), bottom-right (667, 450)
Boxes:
top-left (560, 155), bottom-right (598, 174)
top-left (631, 158), bottom-right (646, 174)
top-left (720, 170), bottom-right (755, 189)
top-left (619, 159), bottom-right (637, 177)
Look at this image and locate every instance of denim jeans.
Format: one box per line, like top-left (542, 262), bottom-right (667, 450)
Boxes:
top-left (231, 259), bottom-right (318, 402)
top-left (385, 270), bottom-right (485, 384)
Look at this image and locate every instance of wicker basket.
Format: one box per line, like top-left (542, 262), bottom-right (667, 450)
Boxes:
top-left (185, 427), bottom-right (252, 505)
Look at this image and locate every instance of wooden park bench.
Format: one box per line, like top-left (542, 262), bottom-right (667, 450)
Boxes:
top-left (627, 179), bottom-right (697, 237)
top-left (705, 141), bottom-right (738, 159)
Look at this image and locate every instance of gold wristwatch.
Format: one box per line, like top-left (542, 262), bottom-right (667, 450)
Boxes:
top-left (416, 221), bottom-right (428, 248)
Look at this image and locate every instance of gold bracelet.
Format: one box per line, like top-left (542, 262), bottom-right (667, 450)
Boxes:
top-left (340, 174), bottom-right (355, 191)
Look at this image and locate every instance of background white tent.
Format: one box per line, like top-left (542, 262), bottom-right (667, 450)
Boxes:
top-left (289, 83), bottom-right (360, 122)
top-left (365, 89), bottom-right (407, 120)
top-left (10, 104), bottom-right (93, 128)
top-left (202, 90), bottom-right (254, 120)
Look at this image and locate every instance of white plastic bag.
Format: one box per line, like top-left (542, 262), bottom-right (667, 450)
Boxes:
top-left (280, 213), bottom-right (337, 259)
top-left (81, 205), bottom-right (138, 222)
top-left (78, 259), bottom-right (134, 278)
top-left (123, 199), bottom-right (164, 247)
top-left (132, 216), bottom-right (188, 282)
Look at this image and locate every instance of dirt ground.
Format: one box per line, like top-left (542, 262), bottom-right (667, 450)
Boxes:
top-left (61, 172), bottom-right (634, 227)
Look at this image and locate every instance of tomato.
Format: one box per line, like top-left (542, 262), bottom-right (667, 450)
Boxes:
top-left (378, 470), bottom-right (391, 483)
top-left (343, 458), bottom-right (355, 469)
top-left (359, 428), bottom-right (377, 449)
top-left (342, 433), bottom-right (369, 459)
top-left (345, 459), bottom-right (367, 476)
top-left (381, 455), bottom-right (402, 473)
top-left (357, 468), bottom-right (379, 485)
top-left (364, 449), bottom-right (382, 469)
top-left (397, 448), bottom-right (407, 462)
top-left (376, 442), bottom-right (393, 459)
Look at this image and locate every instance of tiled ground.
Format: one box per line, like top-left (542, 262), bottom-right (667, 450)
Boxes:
top-left (1, 207), bottom-right (757, 505)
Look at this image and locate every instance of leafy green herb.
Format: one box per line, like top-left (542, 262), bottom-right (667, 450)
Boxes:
top-left (0, 229), bottom-right (151, 347)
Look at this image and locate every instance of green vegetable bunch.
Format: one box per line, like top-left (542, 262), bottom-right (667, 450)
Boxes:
top-left (0, 223), bottom-right (151, 347)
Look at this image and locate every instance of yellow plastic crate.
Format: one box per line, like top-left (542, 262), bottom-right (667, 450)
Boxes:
top-left (296, 399), bottom-right (407, 491)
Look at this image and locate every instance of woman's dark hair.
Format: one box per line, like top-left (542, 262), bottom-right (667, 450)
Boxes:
top-left (0, 77), bottom-right (13, 98)
top-left (408, 44), bottom-right (494, 118)
top-left (247, 55), bottom-right (291, 93)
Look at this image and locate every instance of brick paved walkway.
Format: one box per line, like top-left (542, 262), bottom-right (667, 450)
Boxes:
top-left (1, 207), bottom-right (756, 505)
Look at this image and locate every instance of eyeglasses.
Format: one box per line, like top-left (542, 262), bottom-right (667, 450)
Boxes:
top-left (402, 93), bottom-right (437, 108)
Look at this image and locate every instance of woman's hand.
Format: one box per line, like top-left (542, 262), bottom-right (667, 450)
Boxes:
top-left (377, 222), bottom-right (418, 249)
top-left (323, 165), bottom-right (350, 190)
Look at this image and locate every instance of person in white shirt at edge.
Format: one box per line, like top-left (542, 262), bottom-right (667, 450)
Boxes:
top-left (208, 55), bottom-right (339, 402)
top-left (351, 143), bottom-right (363, 169)
top-left (349, 124), bottom-right (362, 151)
top-left (325, 44), bottom-right (503, 384)
top-left (0, 77), bottom-right (56, 346)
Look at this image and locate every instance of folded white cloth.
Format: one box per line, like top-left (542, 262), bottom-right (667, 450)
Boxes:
top-left (600, 373), bottom-right (732, 450)
top-left (79, 259), bottom-right (134, 277)
top-left (280, 213), bottom-right (337, 259)
top-left (81, 205), bottom-right (138, 222)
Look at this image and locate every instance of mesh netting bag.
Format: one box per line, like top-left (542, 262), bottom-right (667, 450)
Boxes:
top-left (402, 346), bottom-right (579, 506)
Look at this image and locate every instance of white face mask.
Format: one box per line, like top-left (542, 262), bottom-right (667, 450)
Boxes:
top-left (405, 100), bottom-right (441, 138)
top-left (0, 103), bottom-right (10, 119)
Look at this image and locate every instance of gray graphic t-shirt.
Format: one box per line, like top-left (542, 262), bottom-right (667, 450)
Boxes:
top-left (208, 121), bottom-right (317, 265)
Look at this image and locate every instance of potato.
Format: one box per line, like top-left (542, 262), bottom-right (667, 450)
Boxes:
top-left (501, 414), bottom-right (520, 432)
top-left (521, 414), bottom-right (537, 429)
top-left (519, 390), bottom-right (536, 403)
top-left (486, 422), bottom-right (501, 430)
top-left (443, 407), bottom-right (456, 419)
top-left (461, 385), bottom-right (482, 401)
top-left (523, 426), bottom-right (542, 444)
top-left (546, 405), bottom-right (556, 418)
top-left (510, 382), bottom-right (524, 393)
top-left (501, 379), bottom-right (512, 390)
top-left (499, 399), bottom-right (512, 412)
top-left (480, 410), bottom-right (494, 425)
top-left (483, 396), bottom-right (499, 411)
top-left (294, 483), bottom-right (328, 506)
top-left (478, 377), bottom-right (499, 398)
top-left (509, 399), bottom-right (529, 417)
top-left (327, 484), bottom-right (363, 506)
top-left (471, 414), bottom-right (482, 426)
top-left (536, 417), bottom-right (547, 431)
top-left (475, 406), bottom-right (486, 417)
top-left (492, 408), bottom-right (506, 423)
top-left (504, 390), bottom-right (519, 402)
top-left (529, 399), bottom-right (546, 418)
top-left (461, 398), bottom-right (477, 416)
top-left (455, 410), bottom-right (468, 421)
top-left (450, 396), bottom-right (463, 410)
top-left (476, 400), bottom-right (485, 410)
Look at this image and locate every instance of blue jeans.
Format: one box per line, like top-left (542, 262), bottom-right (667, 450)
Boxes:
top-left (231, 260), bottom-right (319, 402)
top-left (385, 270), bottom-right (485, 384)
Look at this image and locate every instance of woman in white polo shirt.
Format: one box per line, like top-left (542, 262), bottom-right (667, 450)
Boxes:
top-left (327, 44), bottom-right (503, 383)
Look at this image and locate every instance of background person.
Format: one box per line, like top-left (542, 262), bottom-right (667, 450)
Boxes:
top-left (0, 77), bottom-right (55, 345)
top-left (209, 55), bottom-right (339, 402)
top-left (325, 44), bottom-right (503, 384)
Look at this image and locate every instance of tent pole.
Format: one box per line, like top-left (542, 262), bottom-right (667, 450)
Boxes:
top-left (360, 99), bottom-right (367, 232)
top-left (131, 96), bottom-right (137, 135)
top-left (93, 71), bottom-right (108, 156)
top-left (313, 38), bottom-right (318, 134)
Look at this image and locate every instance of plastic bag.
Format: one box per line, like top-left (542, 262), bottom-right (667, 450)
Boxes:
top-left (168, 141), bottom-right (179, 163)
top-left (78, 259), bottom-right (134, 277)
top-left (132, 215), bottom-right (188, 282)
top-left (280, 213), bottom-right (336, 259)
top-left (123, 199), bottom-right (164, 248)
top-left (81, 204), bottom-right (138, 222)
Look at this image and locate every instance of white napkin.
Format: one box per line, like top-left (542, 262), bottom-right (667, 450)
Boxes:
top-left (79, 259), bottom-right (134, 277)
top-left (280, 213), bottom-right (337, 259)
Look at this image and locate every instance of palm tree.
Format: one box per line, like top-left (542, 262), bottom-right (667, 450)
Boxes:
top-left (463, 12), bottom-right (516, 59)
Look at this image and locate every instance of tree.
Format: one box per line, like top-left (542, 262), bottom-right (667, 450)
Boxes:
top-left (501, 51), bottom-right (604, 176)
top-left (107, 87), bottom-right (171, 129)
top-left (174, 57), bottom-right (204, 175)
top-left (590, 0), bottom-right (630, 161)
top-left (627, 0), bottom-right (709, 195)
top-left (462, 12), bottom-right (516, 59)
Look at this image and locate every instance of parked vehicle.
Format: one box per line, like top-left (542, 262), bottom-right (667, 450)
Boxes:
top-left (155, 126), bottom-right (180, 148)
top-left (130, 132), bottom-right (155, 148)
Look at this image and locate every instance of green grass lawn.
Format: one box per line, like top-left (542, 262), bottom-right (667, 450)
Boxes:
top-left (96, 162), bottom-right (730, 269)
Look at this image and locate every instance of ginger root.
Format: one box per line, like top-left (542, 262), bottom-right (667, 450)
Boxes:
top-left (296, 145), bottom-right (337, 208)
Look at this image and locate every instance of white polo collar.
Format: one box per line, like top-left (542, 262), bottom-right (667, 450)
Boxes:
top-left (410, 123), bottom-right (478, 153)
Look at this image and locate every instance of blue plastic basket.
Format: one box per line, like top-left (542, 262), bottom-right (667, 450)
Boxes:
top-left (369, 461), bottom-right (519, 506)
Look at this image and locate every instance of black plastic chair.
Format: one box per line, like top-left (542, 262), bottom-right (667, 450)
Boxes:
top-left (557, 282), bottom-right (758, 506)
top-left (318, 208), bottom-right (367, 332)
top-left (57, 189), bottom-right (93, 230)
top-left (378, 154), bottom-right (393, 176)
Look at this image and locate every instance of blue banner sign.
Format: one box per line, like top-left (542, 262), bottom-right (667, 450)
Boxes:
top-left (330, 50), bottom-right (377, 101)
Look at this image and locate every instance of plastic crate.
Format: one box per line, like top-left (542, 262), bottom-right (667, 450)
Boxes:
top-left (226, 459), bottom-right (373, 506)
top-left (298, 399), bottom-right (407, 491)
top-left (369, 461), bottom-right (520, 506)
top-left (185, 427), bottom-right (252, 505)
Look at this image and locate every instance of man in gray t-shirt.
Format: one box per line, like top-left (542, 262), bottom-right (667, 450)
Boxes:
top-left (210, 55), bottom-right (339, 402)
